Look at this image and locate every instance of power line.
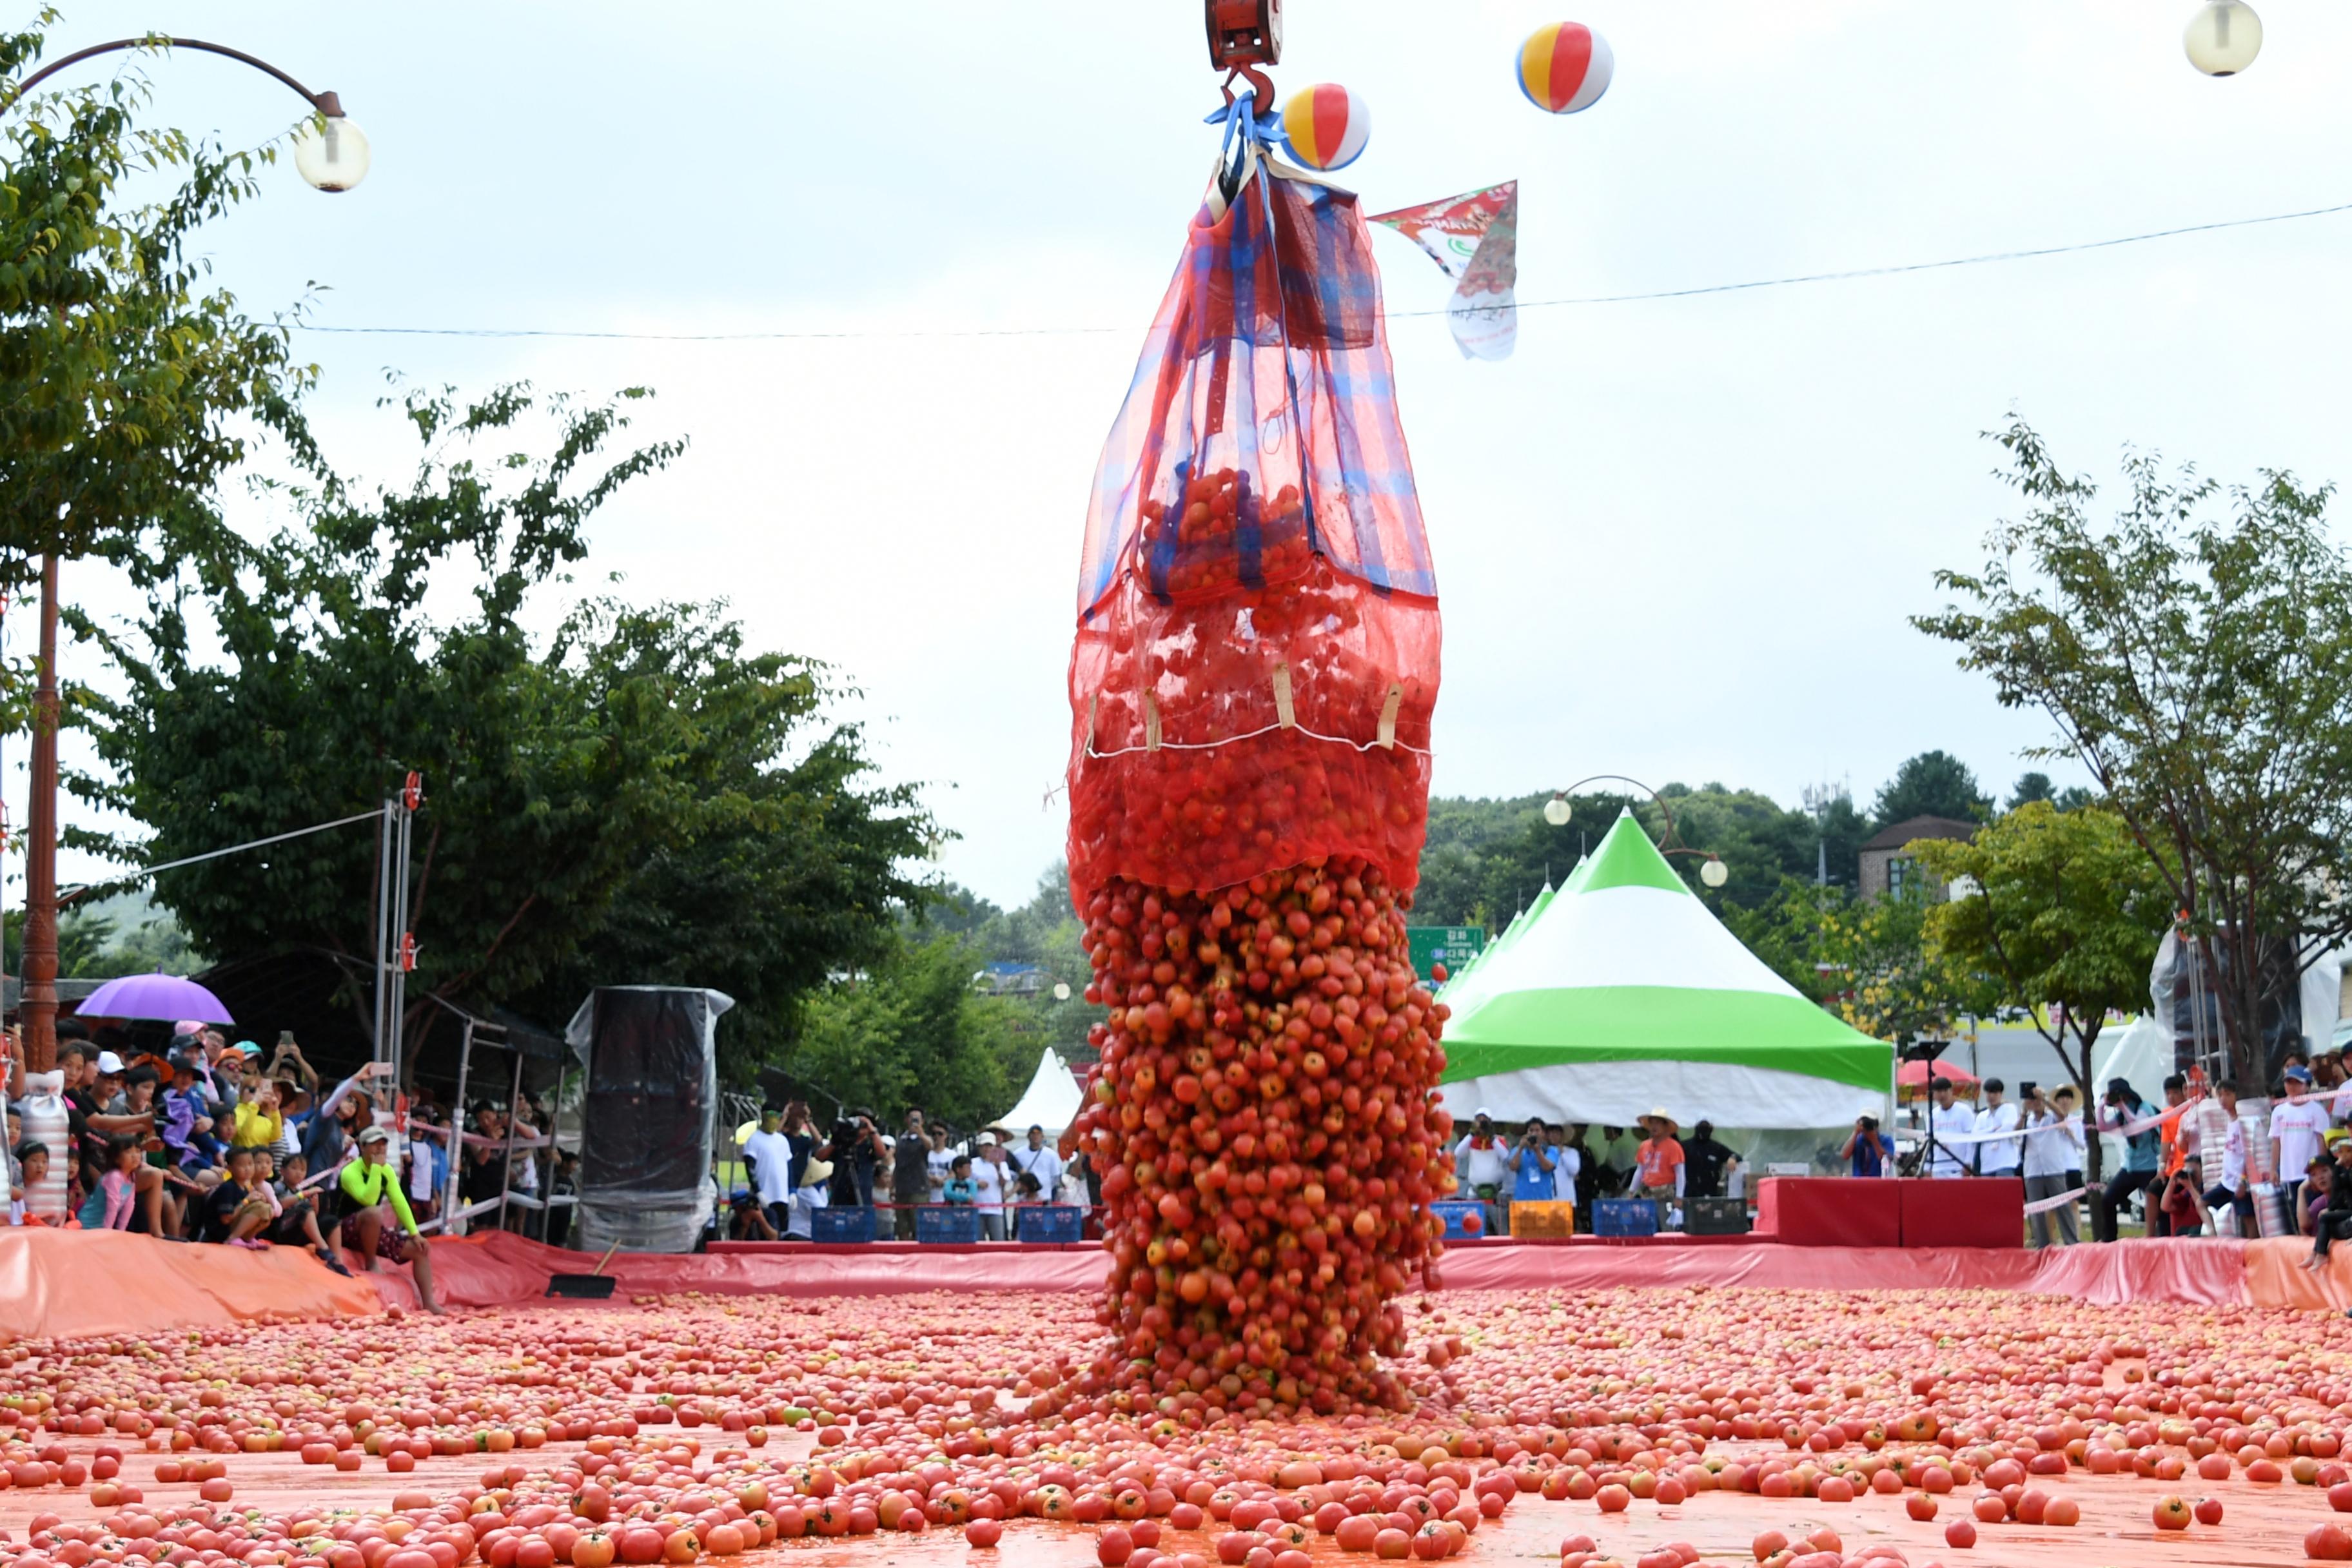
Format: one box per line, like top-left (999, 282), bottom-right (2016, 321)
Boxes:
top-left (284, 195), bottom-right (2352, 346)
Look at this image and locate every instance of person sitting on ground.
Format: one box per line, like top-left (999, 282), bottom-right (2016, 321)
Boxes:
top-left (265, 1150), bottom-right (348, 1272)
top-left (727, 1187), bottom-right (778, 1242)
top-left (2155, 1155), bottom-right (2209, 1239)
top-left (2300, 1157), bottom-right (2333, 1238)
top-left (941, 1155), bottom-right (977, 1206)
top-left (90, 1135), bottom-right (148, 1231)
top-left (337, 1126), bottom-right (442, 1312)
top-left (231, 1077), bottom-right (284, 1153)
top-left (197, 1146), bottom-right (277, 1245)
top-left (2306, 1137), bottom-right (2352, 1270)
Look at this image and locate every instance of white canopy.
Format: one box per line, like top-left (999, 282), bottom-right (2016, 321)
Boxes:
top-left (999, 1046), bottom-right (1084, 1139)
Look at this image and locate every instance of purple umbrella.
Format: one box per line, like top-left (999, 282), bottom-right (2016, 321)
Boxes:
top-left (74, 972), bottom-right (234, 1025)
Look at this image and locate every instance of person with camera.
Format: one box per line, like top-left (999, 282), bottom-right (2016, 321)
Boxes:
top-left (890, 1110), bottom-right (930, 1239)
top-left (1504, 1119), bottom-right (1556, 1234)
top-left (1453, 1109), bottom-right (1512, 1237)
top-left (826, 1111), bottom-right (888, 1211)
top-left (1842, 1113), bottom-right (1890, 1178)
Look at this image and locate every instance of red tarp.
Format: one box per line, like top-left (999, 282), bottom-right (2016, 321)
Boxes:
top-left (0, 1227), bottom-right (382, 1342)
top-left (1900, 1175), bottom-right (2026, 1248)
top-left (1755, 1177), bottom-right (1901, 1248)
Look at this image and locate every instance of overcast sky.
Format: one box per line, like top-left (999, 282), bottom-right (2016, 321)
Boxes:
top-left (18, 1), bottom-right (2352, 912)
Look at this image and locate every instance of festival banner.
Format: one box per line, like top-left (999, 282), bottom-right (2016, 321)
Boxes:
top-left (1370, 181), bottom-right (1519, 361)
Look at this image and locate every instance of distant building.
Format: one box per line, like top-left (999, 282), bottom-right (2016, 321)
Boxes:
top-left (973, 961), bottom-right (1048, 997)
top-left (1857, 815), bottom-right (1978, 901)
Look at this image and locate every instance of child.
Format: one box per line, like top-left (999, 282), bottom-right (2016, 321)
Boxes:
top-left (230, 1080), bottom-right (284, 1153)
top-left (95, 1135), bottom-right (144, 1231)
top-left (786, 1157), bottom-right (832, 1241)
top-left (161, 1055), bottom-right (220, 1170)
top-left (2157, 1157), bottom-right (2209, 1238)
top-left (1009, 1169), bottom-right (1045, 1241)
top-left (264, 1150), bottom-right (348, 1272)
top-left (10, 1142), bottom-right (50, 1226)
top-left (942, 1155), bottom-right (978, 1206)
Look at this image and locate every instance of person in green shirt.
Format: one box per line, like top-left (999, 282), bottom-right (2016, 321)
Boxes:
top-left (338, 1125), bottom-right (443, 1313)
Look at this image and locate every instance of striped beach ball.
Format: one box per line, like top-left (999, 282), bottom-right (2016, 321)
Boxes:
top-left (1518, 22), bottom-right (1613, 114)
top-left (1278, 83), bottom-right (1370, 172)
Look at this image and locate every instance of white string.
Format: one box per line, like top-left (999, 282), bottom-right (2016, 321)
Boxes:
top-left (1086, 718), bottom-right (1430, 761)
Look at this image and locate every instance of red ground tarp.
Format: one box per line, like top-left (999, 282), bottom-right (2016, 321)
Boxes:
top-left (0, 1226), bottom-right (382, 1341)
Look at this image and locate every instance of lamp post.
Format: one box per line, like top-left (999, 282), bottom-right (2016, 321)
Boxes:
top-left (6, 37), bottom-right (366, 1074)
top-left (1541, 774), bottom-right (1730, 889)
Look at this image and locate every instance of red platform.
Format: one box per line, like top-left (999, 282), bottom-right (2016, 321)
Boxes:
top-left (1755, 1177), bottom-right (1901, 1248)
top-left (1901, 1175), bottom-right (2025, 1248)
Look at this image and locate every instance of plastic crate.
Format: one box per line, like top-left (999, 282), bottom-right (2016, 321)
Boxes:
top-left (1017, 1204), bottom-right (1086, 1244)
top-left (1685, 1197), bottom-right (1750, 1235)
top-left (1510, 1199), bottom-right (1576, 1239)
top-left (915, 1205), bottom-right (981, 1244)
top-left (810, 1205), bottom-right (875, 1243)
top-left (1431, 1200), bottom-right (1491, 1240)
top-left (1592, 1198), bottom-right (1660, 1237)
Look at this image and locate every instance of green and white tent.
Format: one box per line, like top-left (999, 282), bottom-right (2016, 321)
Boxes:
top-left (1438, 810), bottom-right (1894, 1129)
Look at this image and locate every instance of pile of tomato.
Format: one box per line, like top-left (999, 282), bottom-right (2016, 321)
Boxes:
top-left (1061, 860), bottom-right (1453, 1418)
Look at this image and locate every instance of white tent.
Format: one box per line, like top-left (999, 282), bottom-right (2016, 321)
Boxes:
top-left (999, 1046), bottom-right (1084, 1139)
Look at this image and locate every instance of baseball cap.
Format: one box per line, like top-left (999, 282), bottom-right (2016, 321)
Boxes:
top-left (2288, 1066), bottom-right (2315, 1083)
top-left (235, 1041), bottom-right (261, 1057)
top-left (173, 1020), bottom-right (205, 1039)
top-left (1474, 1106), bottom-right (1494, 1119)
top-left (357, 1125), bottom-right (391, 1146)
top-left (95, 1051), bottom-right (124, 1075)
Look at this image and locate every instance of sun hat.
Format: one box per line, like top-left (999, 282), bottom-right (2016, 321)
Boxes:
top-left (801, 1158), bottom-right (834, 1188)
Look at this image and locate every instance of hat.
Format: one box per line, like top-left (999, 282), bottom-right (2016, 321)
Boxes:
top-left (801, 1158), bottom-right (834, 1188)
top-left (95, 1051), bottom-right (124, 1075)
top-left (357, 1126), bottom-right (391, 1146)
top-left (1474, 1106), bottom-right (1494, 1119)
top-left (235, 1041), bottom-right (261, 1057)
top-left (977, 1133), bottom-right (998, 1147)
top-left (2288, 1066), bottom-right (2315, 1083)
top-left (1643, 1106), bottom-right (1678, 1127)
top-left (174, 1021), bottom-right (205, 1039)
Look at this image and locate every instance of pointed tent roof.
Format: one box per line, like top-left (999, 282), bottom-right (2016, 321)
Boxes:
top-left (1442, 810), bottom-right (1891, 1096)
top-left (999, 1046), bottom-right (1084, 1138)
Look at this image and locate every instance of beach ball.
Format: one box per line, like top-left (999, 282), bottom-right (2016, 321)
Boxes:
top-left (1279, 83), bottom-right (1370, 172)
top-left (1518, 22), bottom-right (1613, 113)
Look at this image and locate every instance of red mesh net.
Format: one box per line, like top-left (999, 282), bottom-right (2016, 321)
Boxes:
top-left (1066, 161), bottom-right (1440, 901)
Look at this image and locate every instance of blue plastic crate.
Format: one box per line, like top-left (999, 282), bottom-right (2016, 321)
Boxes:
top-left (810, 1204), bottom-right (875, 1243)
top-left (916, 1205), bottom-right (981, 1244)
top-left (1431, 1200), bottom-right (1491, 1240)
top-left (1017, 1204), bottom-right (1086, 1244)
top-left (1592, 1198), bottom-right (1660, 1237)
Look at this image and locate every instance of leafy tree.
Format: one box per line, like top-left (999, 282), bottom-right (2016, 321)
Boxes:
top-left (1909, 802), bottom-right (2170, 1184)
top-left (76, 384), bottom-right (930, 1073)
top-left (1812, 881), bottom-right (2000, 1046)
top-left (1873, 750), bottom-right (1990, 825)
top-left (2007, 772), bottom-right (2056, 811)
top-left (783, 931), bottom-right (1035, 1129)
top-left (1719, 877), bottom-right (1844, 1002)
top-left (914, 865), bottom-right (1105, 1066)
top-left (0, 22), bottom-right (306, 570)
top-left (1919, 418), bottom-right (2352, 1090)
top-left (1810, 789), bottom-right (1874, 889)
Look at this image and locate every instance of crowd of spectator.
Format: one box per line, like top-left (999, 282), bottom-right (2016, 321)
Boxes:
top-left (725, 1103), bottom-right (1095, 1243)
top-left (4, 1017), bottom-right (567, 1311)
top-left (1449, 1106), bottom-right (1743, 1235)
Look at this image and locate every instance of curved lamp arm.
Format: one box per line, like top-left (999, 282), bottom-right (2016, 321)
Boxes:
top-left (5, 35), bottom-right (344, 115)
top-left (1544, 774), bottom-right (1727, 879)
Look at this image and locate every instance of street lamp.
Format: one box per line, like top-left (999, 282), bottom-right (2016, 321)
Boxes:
top-left (6, 36), bottom-right (364, 1075)
top-left (2184, 2), bottom-right (2262, 77)
top-left (1544, 774), bottom-right (1731, 890)
top-left (1542, 793), bottom-right (1572, 827)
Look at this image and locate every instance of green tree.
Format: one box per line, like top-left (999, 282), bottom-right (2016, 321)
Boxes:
top-left (2007, 772), bottom-right (2057, 811)
top-left (1874, 750), bottom-right (1990, 825)
top-left (77, 384), bottom-right (928, 1072)
top-left (1919, 418), bottom-right (2352, 1090)
top-left (785, 932), bottom-right (1035, 1128)
top-left (1910, 801), bottom-right (2170, 1184)
top-left (1812, 881), bottom-right (1999, 1047)
top-left (0, 22), bottom-right (305, 569)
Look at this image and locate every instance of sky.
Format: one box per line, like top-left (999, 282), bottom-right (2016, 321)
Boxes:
top-left (15, 0), bottom-right (2352, 912)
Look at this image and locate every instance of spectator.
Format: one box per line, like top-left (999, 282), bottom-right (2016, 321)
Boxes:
top-left (231, 1079), bottom-right (284, 1152)
top-left (300, 1061), bottom-right (391, 1175)
top-left (1454, 1109), bottom-right (1511, 1234)
top-left (158, 1052), bottom-right (216, 1170)
top-left (2156, 1155), bottom-right (2209, 1239)
top-left (2305, 1137), bottom-right (2352, 1270)
top-left (1505, 1118), bottom-right (1556, 1232)
top-left (335, 1126), bottom-right (442, 1313)
top-left (1011, 1169), bottom-right (1046, 1237)
top-left (1681, 1120), bottom-right (1738, 1199)
top-left (783, 1156), bottom-right (829, 1240)
top-left (1923, 1078), bottom-right (1974, 1178)
top-left (972, 1135), bottom-right (1008, 1241)
top-left (1545, 1124), bottom-right (1583, 1212)
top-left (1974, 1079), bottom-right (2023, 1181)
top-left (1008, 1124), bottom-right (1064, 1207)
top-left (2272, 1066), bottom-right (2331, 1215)
top-left (890, 1110), bottom-right (930, 1240)
top-left (2148, 1073), bottom-right (2193, 1235)
top-left (741, 1106), bottom-right (796, 1237)
top-left (1562, 1124), bottom-right (1600, 1220)
top-left (264, 1035), bottom-right (318, 1095)
top-left (941, 1155), bottom-right (977, 1205)
top-left (1596, 1125), bottom-right (1639, 1195)
top-left (925, 1124), bottom-right (954, 1204)
top-left (92, 1134), bottom-right (146, 1231)
top-left (64, 1043), bottom-right (163, 1230)
top-left (268, 1150), bottom-right (348, 1272)
top-left (827, 1111), bottom-right (886, 1210)
top-left (2200, 1081), bottom-right (2253, 1239)
top-left (2021, 1084), bottom-right (2082, 1248)
top-left (2094, 1078), bottom-right (2164, 1242)
top-left (10, 1142), bottom-right (50, 1226)
top-left (1631, 1110), bottom-right (1687, 1203)
top-left (2300, 1156), bottom-right (2333, 1237)
top-left (727, 1185), bottom-right (778, 1241)
top-left (1843, 1115), bottom-right (1891, 1179)
top-left (779, 1101), bottom-right (824, 1191)
top-left (196, 1145), bottom-right (274, 1244)
top-left (2053, 1086), bottom-right (2084, 1194)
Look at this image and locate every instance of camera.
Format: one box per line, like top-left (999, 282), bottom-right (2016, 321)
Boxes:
top-left (830, 1116), bottom-right (860, 1154)
top-left (1859, 1115), bottom-right (1879, 1132)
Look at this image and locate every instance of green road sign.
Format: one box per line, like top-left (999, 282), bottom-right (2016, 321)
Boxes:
top-left (1407, 925), bottom-right (1485, 984)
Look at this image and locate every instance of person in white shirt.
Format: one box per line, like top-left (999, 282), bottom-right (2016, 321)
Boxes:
top-left (1924, 1079), bottom-right (1974, 1179)
top-left (2272, 1066), bottom-right (2333, 1216)
top-left (1974, 1079), bottom-right (2024, 1179)
top-left (1008, 1124), bottom-right (1065, 1208)
top-left (2197, 1080), bottom-right (2252, 1237)
top-left (787, 1157), bottom-right (831, 1240)
top-left (741, 1108), bottom-right (798, 1235)
top-left (924, 1125), bottom-right (954, 1204)
top-left (2019, 1083), bottom-right (2083, 1246)
top-left (972, 1135), bottom-right (1008, 1240)
top-left (1454, 1109), bottom-right (1513, 1233)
